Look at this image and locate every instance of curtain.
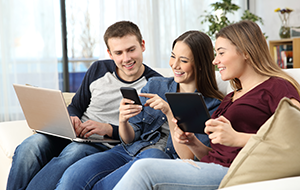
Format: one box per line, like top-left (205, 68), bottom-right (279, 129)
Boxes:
top-left (0, 0), bottom-right (245, 122)
top-left (66, 0), bottom-right (245, 68)
top-left (0, 0), bottom-right (58, 122)
top-left (97, 0), bottom-right (213, 68)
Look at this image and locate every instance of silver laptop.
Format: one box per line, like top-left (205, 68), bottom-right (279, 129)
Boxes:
top-left (13, 84), bottom-right (120, 143)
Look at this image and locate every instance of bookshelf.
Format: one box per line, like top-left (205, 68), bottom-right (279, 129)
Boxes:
top-left (269, 38), bottom-right (300, 68)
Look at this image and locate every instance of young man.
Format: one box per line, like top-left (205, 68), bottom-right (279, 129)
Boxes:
top-left (7, 21), bottom-right (161, 190)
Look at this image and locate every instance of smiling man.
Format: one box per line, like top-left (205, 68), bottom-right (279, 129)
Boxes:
top-left (106, 32), bottom-right (146, 81)
top-left (7, 21), bottom-right (161, 190)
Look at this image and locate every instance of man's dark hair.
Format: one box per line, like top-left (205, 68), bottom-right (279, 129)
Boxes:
top-left (104, 21), bottom-right (143, 51)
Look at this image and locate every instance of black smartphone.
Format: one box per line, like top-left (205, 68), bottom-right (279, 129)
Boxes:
top-left (120, 87), bottom-right (143, 106)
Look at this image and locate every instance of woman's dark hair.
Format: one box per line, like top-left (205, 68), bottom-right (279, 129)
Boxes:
top-left (173, 31), bottom-right (224, 100)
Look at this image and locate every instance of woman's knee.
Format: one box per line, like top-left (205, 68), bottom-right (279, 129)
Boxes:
top-left (131, 158), bottom-right (157, 172)
top-left (122, 159), bottom-right (158, 185)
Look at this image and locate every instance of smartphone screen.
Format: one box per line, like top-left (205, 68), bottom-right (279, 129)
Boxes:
top-left (120, 87), bottom-right (142, 106)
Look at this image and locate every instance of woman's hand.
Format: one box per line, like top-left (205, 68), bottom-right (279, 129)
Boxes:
top-left (139, 93), bottom-right (171, 115)
top-left (119, 98), bottom-right (143, 124)
top-left (205, 116), bottom-right (251, 147)
top-left (171, 118), bottom-right (211, 160)
top-left (118, 98), bottom-right (140, 144)
top-left (173, 127), bottom-right (197, 145)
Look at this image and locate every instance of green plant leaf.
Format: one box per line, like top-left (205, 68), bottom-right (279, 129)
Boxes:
top-left (199, 0), bottom-right (266, 39)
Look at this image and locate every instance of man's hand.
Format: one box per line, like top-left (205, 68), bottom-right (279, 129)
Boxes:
top-left (77, 120), bottom-right (113, 138)
top-left (70, 116), bottom-right (82, 136)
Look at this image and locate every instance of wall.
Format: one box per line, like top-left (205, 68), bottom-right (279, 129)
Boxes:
top-left (251, 0), bottom-right (300, 41)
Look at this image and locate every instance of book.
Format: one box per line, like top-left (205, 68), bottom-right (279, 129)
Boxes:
top-left (275, 45), bottom-right (293, 69)
top-left (273, 46), bottom-right (278, 64)
top-left (281, 51), bottom-right (293, 69)
top-left (276, 45), bottom-right (282, 68)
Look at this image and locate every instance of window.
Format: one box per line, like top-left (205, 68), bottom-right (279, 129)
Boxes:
top-left (1, 0), bottom-right (246, 121)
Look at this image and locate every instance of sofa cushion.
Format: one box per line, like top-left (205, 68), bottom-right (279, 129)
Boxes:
top-left (0, 120), bottom-right (34, 158)
top-left (62, 92), bottom-right (76, 106)
top-left (219, 97), bottom-right (300, 188)
top-left (0, 93), bottom-right (75, 159)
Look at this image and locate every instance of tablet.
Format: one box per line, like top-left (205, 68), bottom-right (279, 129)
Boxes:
top-left (165, 92), bottom-right (210, 134)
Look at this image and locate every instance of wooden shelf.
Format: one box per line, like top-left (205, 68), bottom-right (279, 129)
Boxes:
top-left (269, 38), bottom-right (300, 68)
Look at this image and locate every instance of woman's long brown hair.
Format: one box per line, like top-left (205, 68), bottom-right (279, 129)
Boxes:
top-left (173, 31), bottom-right (224, 100)
top-left (216, 20), bottom-right (300, 95)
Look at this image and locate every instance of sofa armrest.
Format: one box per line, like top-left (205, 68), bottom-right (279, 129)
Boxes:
top-left (62, 92), bottom-right (75, 106)
top-left (0, 92), bottom-right (75, 160)
top-left (0, 120), bottom-right (34, 159)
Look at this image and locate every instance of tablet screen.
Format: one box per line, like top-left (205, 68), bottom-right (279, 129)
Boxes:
top-left (165, 92), bottom-right (210, 134)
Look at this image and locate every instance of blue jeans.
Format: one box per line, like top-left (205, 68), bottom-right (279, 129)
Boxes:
top-left (93, 148), bottom-right (171, 190)
top-left (7, 133), bottom-right (109, 190)
top-left (113, 158), bottom-right (229, 190)
top-left (55, 146), bottom-right (171, 190)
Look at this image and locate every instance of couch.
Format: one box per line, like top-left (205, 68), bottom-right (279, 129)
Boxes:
top-left (0, 92), bottom-right (76, 190)
top-left (1, 68), bottom-right (300, 190)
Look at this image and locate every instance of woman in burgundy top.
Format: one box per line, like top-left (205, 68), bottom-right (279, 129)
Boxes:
top-left (113, 20), bottom-right (300, 190)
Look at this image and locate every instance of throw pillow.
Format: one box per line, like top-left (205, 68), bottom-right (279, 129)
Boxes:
top-left (219, 97), bottom-right (300, 188)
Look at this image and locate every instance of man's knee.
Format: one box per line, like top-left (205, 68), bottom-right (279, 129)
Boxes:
top-left (138, 148), bottom-right (169, 159)
top-left (59, 142), bottom-right (102, 159)
top-left (15, 134), bottom-right (50, 155)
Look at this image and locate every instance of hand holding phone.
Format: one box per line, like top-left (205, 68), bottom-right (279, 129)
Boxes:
top-left (120, 87), bottom-right (143, 106)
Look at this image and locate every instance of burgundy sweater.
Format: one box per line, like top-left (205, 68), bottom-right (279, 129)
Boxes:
top-left (201, 77), bottom-right (300, 167)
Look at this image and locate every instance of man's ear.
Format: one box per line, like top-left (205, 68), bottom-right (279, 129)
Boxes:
top-left (141, 40), bottom-right (146, 52)
top-left (107, 49), bottom-right (113, 59)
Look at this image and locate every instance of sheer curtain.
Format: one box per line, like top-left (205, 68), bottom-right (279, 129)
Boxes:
top-left (0, 0), bottom-right (245, 122)
top-left (95, 0), bottom-right (245, 68)
top-left (0, 0), bottom-right (58, 122)
top-left (96, 0), bottom-right (214, 68)
top-left (66, 0), bottom-right (245, 69)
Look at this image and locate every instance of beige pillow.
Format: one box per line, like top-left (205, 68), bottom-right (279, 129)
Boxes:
top-left (219, 97), bottom-right (300, 189)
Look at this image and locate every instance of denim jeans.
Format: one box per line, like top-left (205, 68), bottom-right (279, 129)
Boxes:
top-left (55, 144), bottom-right (128, 189)
top-left (93, 148), bottom-right (171, 190)
top-left (7, 133), bottom-right (108, 190)
top-left (55, 146), bottom-right (170, 190)
top-left (113, 158), bottom-right (229, 190)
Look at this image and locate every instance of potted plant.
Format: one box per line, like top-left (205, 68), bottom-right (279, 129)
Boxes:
top-left (200, 0), bottom-right (265, 40)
